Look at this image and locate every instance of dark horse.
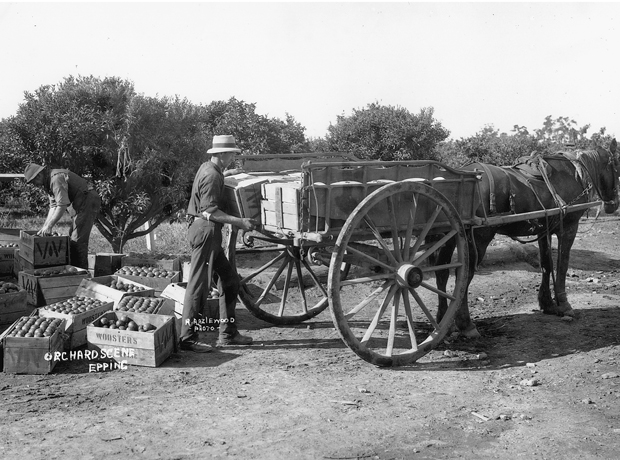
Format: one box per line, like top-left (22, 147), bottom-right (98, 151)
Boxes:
top-left (435, 139), bottom-right (619, 338)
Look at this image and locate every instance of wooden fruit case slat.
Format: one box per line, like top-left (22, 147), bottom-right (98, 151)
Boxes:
top-left (19, 265), bottom-right (91, 307)
top-left (19, 230), bottom-right (70, 267)
top-left (3, 317), bottom-right (67, 374)
top-left (75, 276), bottom-right (155, 308)
top-left (86, 311), bottom-right (176, 367)
top-left (39, 299), bottom-right (114, 349)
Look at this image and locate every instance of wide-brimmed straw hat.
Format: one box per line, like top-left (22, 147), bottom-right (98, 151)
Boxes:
top-left (207, 135), bottom-right (241, 154)
top-left (23, 163), bottom-right (46, 183)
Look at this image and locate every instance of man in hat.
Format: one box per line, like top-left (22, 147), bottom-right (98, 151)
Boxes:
top-left (23, 163), bottom-right (101, 270)
top-left (180, 135), bottom-right (258, 353)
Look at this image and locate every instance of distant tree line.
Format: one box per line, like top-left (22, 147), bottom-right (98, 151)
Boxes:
top-left (0, 75), bottom-right (615, 251)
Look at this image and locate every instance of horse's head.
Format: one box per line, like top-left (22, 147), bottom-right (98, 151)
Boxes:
top-left (598, 138), bottom-right (619, 214)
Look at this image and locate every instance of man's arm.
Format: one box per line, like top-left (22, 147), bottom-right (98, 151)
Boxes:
top-left (38, 205), bottom-right (67, 236)
top-left (203, 209), bottom-right (257, 232)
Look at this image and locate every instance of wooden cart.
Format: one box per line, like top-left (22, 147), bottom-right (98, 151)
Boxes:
top-left (226, 154), bottom-right (603, 367)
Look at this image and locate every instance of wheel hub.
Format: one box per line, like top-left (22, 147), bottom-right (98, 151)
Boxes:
top-left (396, 264), bottom-right (423, 289)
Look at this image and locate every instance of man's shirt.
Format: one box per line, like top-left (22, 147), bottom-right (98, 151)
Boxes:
top-left (187, 161), bottom-right (226, 218)
top-left (46, 169), bottom-right (90, 209)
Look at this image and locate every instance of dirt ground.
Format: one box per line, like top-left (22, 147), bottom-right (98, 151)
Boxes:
top-left (2, 215), bottom-right (620, 460)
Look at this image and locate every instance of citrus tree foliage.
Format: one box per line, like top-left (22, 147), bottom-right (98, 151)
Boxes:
top-left (6, 76), bottom-right (208, 252)
top-left (436, 125), bottom-right (539, 168)
top-left (326, 103), bottom-right (450, 161)
top-left (202, 97), bottom-right (308, 154)
top-left (436, 116), bottom-right (616, 169)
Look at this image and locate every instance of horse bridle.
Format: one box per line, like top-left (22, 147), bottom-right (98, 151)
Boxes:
top-left (567, 148), bottom-right (618, 207)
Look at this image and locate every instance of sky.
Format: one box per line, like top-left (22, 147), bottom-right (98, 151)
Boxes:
top-left (0, 2), bottom-right (619, 141)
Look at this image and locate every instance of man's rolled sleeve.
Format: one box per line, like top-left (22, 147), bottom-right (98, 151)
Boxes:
top-left (49, 173), bottom-right (71, 208)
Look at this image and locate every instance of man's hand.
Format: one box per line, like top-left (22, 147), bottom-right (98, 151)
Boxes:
top-left (223, 168), bottom-right (245, 177)
top-left (239, 218), bottom-right (258, 232)
top-left (37, 225), bottom-right (54, 236)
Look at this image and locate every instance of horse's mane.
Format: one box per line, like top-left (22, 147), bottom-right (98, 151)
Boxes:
top-left (556, 148), bottom-right (609, 201)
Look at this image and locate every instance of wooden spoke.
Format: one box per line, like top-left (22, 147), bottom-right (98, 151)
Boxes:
top-left (361, 284), bottom-right (397, 344)
top-left (401, 292), bottom-right (418, 351)
top-left (412, 229), bottom-right (458, 265)
top-left (294, 258), bottom-right (309, 314)
top-left (421, 262), bottom-right (463, 273)
top-left (387, 195), bottom-right (402, 263)
top-left (408, 205), bottom-right (443, 262)
top-left (362, 216), bottom-right (399, 266)
top-left (403, 195), bottom-right (418, 261)
top-left (386, 289), bottom-right (401, 356)
top-left (301, 258), bottom-right (329, 297)
top-left (409, 288), bottom-right (440, 330)
top-left (240, 252), bottom-right (287, 284)
top-left (419, 281), bottom-right (457, 301)
top-left (344, 281), bottom-right (392, 320)
top-left (340, 273), bottom-right (393, 286)
top-left (253, 255), bottom-right (289, 309)
top-left (344, 244), bottom-right (395, 273)
top-left (278, 259), bottom-right (295, 317)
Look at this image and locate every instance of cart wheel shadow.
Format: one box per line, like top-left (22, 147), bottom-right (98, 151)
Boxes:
top-left (394, 305), bottom-right (620, 371)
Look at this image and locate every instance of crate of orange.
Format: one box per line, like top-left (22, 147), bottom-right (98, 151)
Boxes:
top-left (38, 296), bottom-right (113, 349)
top-left (86, 310), bottom-right (176, 368)
top-left (113, 265), bottom-right (180, 296)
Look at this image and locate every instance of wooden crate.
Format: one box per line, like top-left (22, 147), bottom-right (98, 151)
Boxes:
top-left (121, 255), bottom-right (181, 272)
top-left (75, 276), bottom-right (155, 308)
top-left (0, 287), bottom-right (31, 326)
top-left (39, 298), bottom-right (114, 349)
top-left (0, 228), bottom-right (21, 246)
top-left (87, 253), bottom-right (126, 277)
top-left (19, 265), bottom-right (91, 307)
top-left (160, 282), bottom-right (219, 337)
top-left (86, 311), bottom-right (175, 367)
top-left (19, 231), bottom-right (70, 267)
top-left (113, 268), bottom-right (180, 296)
top-left (261, 181), bottom-right (303, 232)
top-left (3, 317), bottom-right (67, 374)
top-left (0, 247), bottom-right (16, 275)
top-left (224, 174), bottom-right (269, 222)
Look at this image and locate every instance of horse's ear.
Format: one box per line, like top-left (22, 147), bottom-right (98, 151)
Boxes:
top-left (611, 139), bottom-right (617, 155)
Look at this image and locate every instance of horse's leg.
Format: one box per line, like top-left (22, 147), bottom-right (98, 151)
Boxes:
top-left (554, 218), bottom-right (579, 316)
top-left (452, 228), bottom-right (495, 338)
top-left (537, 235), bottom-right (555, 313)
top-left (431, 234), bottom-right (456, 325)
top-left (538, 218), bottom-right (578, 317)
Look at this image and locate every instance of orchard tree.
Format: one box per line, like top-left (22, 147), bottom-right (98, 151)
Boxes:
top-left (326, 103), bottom-right (450, 161)
top-left (7, 76), bottom-right (208, 252)
top-left (202, 97), bottom-right (308, 154)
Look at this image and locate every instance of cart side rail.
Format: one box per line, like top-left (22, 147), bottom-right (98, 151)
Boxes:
top-left (299, 160), bottom-right (482, 235)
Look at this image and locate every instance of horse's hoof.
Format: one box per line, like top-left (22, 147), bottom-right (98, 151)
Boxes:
top-left (559, 307), bottom-right (576, 317)
top-left (460, 326), bottom-right (481, 339)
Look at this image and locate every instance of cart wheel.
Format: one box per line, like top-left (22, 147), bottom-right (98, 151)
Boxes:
top-left (328, 181), bottom-right (469, 367)
top-left (237, 242), bottom-right (331, 325)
